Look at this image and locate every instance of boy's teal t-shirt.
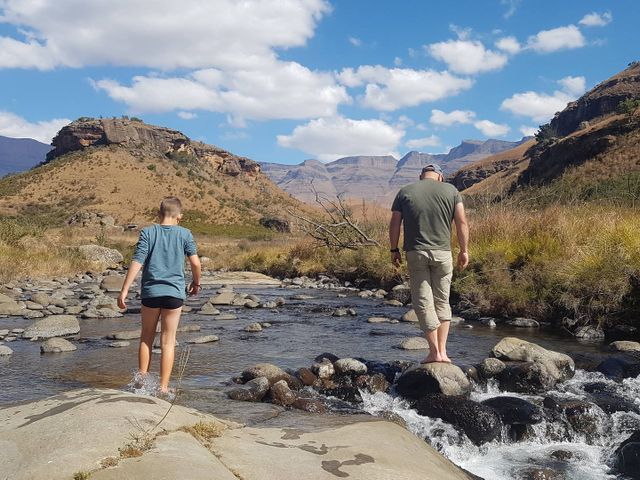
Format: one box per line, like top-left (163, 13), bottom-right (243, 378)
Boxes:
top-left (132, 224), bottom-right (197, 300)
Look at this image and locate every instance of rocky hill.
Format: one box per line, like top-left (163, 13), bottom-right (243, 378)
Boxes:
top-left (0, 118), bottom-right (299, 225)
top-left (451, 63), bottom-right (640, 198)
top-left (262, 138), bottom-right (528, 204)
top-left (0, 135), bottom-right (51, 177)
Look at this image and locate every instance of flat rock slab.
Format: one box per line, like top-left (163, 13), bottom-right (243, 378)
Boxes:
top-left (398, 336), bottom-right (429, 350)
top-left (211, 419), bottom-right (472, 480)
top-left (107, 330), bottom-right (141, 340)
top-left (23, 315), bottom-right (80, 339)
top-left (187, 335), bottom-right (220, 344)
top-left (0, 389), bottom-right (232, 480)
top-left (202, 271), bottom-right (282, 286)
top-left (91, 431), bottom-right (237, 480)
top-left (40, 337), bottom-right (77, 353)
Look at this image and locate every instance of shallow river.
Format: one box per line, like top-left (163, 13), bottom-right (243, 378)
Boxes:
top-left (1, 284), bottom-right (638, 479)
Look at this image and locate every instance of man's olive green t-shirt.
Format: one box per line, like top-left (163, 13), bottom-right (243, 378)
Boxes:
top-left (391, 179), bottom-right (463, 252)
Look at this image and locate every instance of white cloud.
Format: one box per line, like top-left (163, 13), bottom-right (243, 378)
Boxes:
top-left (520, 125), bottom-right (538, 137)
top-left (429, 109), bottom-right (476, 127)
top-left (473, 120), bottom-right (510, 137)
top-left (495, 36), bottom-right (521, 55)
top-left (277, 116), bottom-right (404, 161)
top-left (405, 135), bottom-right (441, 150)
top-left (579, 12), bottom-right (612, 27)
top-left (94, 59), bottom-right (350, 121)
top-left (426, 39), bottom-right (508, 74)
top-left (501, 75), bottom-right (587, 122)
top-left (0, 0), bottom-right (331, 70)
top-left (501, 0), bottom-right (522, 19)
top-left (0, 111), bottom-right (69, 143)
top-left (348, 36), bottom-right (362, 47)
top-left (178, 111), bottom-right (197, 120)
top-left (526, 25), bottom-right (585, 53)
top-left (393, 57), bottom-right (402, 66)
top-left (337, 65), bottom-right (473, 111)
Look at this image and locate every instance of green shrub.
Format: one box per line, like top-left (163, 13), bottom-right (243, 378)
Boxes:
top-left (617, 98), bottom-right (640, 115)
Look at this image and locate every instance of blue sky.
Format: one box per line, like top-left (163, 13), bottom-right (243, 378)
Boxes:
top-left (0, 0), bottom-right (637, 164)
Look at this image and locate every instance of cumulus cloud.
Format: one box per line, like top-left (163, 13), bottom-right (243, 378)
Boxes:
top-left (501, 0), bottom-right (522, 19)
top-left (495, 36), bottom-right (521, 55)
top-left (426, 39), bottom-right (508, 75)
top-left (0, 111), bottom-right (69, 143)
top-left (500, 75), bottom-right (587, 122)
top-left (579, 12), bottom-right (612, 27)
top-left (277, 116), bottom-right (404, 161)
top-left (526, 25), bottom-right (585, 53)
top-left (178, 112), bottom-right (197, 120)
top-left (429, 109), bottom-right (476, 126)
top-left (93, 59), bottom-right (350, 121)
top-left (0, 0), bottom-right (331, 70)
top-left (473, 120), bottom-right (510, 137)
top-left (337, 65), bottom-right (473, 111)
top-left (405, 135), bottom-right (441, 150)
top-left (520, 125), bottom-right (538, 137)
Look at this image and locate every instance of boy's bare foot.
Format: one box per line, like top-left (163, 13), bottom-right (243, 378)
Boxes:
top-left (156, 387), bottom-right (176, 401)
top-left (133, 371), bottom-right (148, 389)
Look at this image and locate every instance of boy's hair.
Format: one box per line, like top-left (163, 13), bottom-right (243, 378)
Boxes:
top-left (159, 196), bottom-right (183, 218)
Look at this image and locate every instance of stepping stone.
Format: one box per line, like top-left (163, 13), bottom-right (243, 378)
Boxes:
top-left (187, 335), bottom-right (220, 344)
top-left (398, 337), bottom-right (429, 350)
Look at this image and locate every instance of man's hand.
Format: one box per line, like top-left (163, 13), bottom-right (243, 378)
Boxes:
top-left (391, 251), bottom-right (402, 267)
top-left (457, 251), bottom-right (469, 270)
top-left (188, 282), bottom-right (201, 296)
top-left (117, 291), bottom-right (128, 310)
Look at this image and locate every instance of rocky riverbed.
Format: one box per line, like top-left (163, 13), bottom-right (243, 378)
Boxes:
top-left (1, 268), bottom-right (639, 479)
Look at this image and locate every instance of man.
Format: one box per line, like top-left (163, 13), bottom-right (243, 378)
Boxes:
top-left (389, 164), bottom-right (469, 363)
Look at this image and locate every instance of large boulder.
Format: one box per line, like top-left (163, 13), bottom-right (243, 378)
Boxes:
top-left (497, 362), bottom-right (557, 394)
top-left (0, 295), bottom-right (25, 315)
top-left (269, 380), bottom-right (297, 406)
top-left (77, 245), bottom-right (124, 265)
top-left (23, 315), bottom-right (80, 339)
top-left (40, 337), bottom-right (77, 353)
top-left (616, 432), bottom-right (640, 479)
top-left (415, 394), bottom-right (502, 445)
top-left (100, 275), bottom-right (125, 292)
top-left (609, 341), bottom-right (640, 353)
top-left (241, 363), bottom-right (301, 389)
top-left (481, 396), bottom-right (543, 425)
top-left (478, 358), bottom-right (506, 379)
top-left (395, 363), bottom-right (471, 399)
top-left (596, 356), bottom-right (640, 381)
top-left (491, 337), bottom-right (575, 382)
top-left (334, 358), bottom-right (367, 376)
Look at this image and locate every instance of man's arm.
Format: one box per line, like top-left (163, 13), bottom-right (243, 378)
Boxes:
top-left (187, 255), bottom-right (202, 296)
top-left (389, 211), bottom-right (403, 267)
top-left (453, 202), bottom-right (469, 270)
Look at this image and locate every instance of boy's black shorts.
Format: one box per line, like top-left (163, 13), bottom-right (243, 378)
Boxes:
top-left (141, 296), bottom-right (184, 309)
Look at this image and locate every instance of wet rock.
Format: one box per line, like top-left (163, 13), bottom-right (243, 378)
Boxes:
top-left (590, 392), bottom-right (640, 414)
top-left (296, 367), bottom-right (318, 386)
top-left (334, 358), bottom-right (367, 376)
top-left (507, 317), bottom-right (540, 328)
top-left (387, 285), bottom-right (411, 305)
top-left (491, 337), bottom-right (575, 382)
top-left (244, 323), bottom-right (262, 332)
top-left (23, 315), bottom-right (80, 339)
top-left (615, 431), bottom-right (640, 479)
top-left (261, 322), bottom-right (272, 328)
top-left (398, 337), bottom-right (429, 350)
top-left (262, 301), bottom-right (277, 309)
top-left (291, 294), bottom-right (314, 300)
top-left (318, 377), bottom-right (362, 403)
top-left (364, 360), bottom-right (406, 383)
top-left (596, 356), bottom-right (640, 381)
top-left (209, 292), bottom-right (236, 305)
top-left (415, 394), bottom-right (502, 445)
top-left (312, 360), bottom-right (335, 379)
top-left (177, 325), bottom-right (201, 333)
top-left (314, 352), bottom-right (339, 363)
top-left (384, 300), bottom-right (404, 307)
top-left (100, 275), bottom-right (125, 292)
top-left (497, 362), bottom-right (556, 394)
top-left (274, 297), bottom-right (286, 306)
top-left (108, 341), bottom-right (130, 348)
top-left (544, 397), bottom-right (599, 437)
top-left (478, 358), bottom-right (506, 379)
top-left (355, 373), bottom-right (390, 394)
top-left (609, 341), bottom-right (640, 352)
top-left (0, 329), bottom-right (8, 336)
top-left (401, 309), bottom-right (418, 323)
top-left (575, 325), bottom-right (605, 340)
top-left (519, 467), bottom-right (560, 480)
top-left (227, 377), bottom-right (270, 402)
top-left (549, 450), bottom-right (573, 461)
top-left (292, 397), bottom-right (327, 414)
top-left (187, 335), bottom-right (219, 344)
top-left (481, 396), bottom-right (543, 425)
top-left (270, 380), bottom-right (297, 406)
top-left (107, 330), bottom-right (140, 340)
top-left (199, 303), bottom-right (220, 315)
top-left (46, 305), bottom-right (65, 315)
top-left (40, 337), bottom-right (77, 353)
top-left (395, 363), bottom-right (471, 399)
top-left (0, 345), bottom-right (13, 355)
top-left (241, 363), bottom-right (300, 388)
top-left (367, 316), bottom-right (390, 323)
top-left (244, 300), bottom-right (260, 309)
top-left (215, 314), bottom-right (237, 321)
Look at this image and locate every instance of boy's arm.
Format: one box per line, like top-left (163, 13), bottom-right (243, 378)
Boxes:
top-left (117, 261), bottom-right (143, 310)
top-left (187, 255), bottom-right (202, 296)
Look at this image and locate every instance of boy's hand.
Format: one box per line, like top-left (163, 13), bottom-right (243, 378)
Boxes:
top-left (117, 291), bottom-right (128, 310)
top-left (188, 282), bottom-right (201, 296)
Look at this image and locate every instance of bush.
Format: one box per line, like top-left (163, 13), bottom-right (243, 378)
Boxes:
top-left (617, 98), bottom-right (640, 115)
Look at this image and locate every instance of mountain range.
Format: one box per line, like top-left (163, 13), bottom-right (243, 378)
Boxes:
top-left (0, 135), bottom-right (51, 177)
top-left (261, 138), bottom-right (530, 204)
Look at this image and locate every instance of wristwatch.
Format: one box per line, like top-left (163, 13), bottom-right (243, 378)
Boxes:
top-left (390, 248), bottom-right (400, 253)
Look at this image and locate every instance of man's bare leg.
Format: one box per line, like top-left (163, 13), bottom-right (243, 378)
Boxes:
top-left (159, 307), bottom-right (182, 393)
top-left (422, 328), bottom-right (444, 363)
top-left (139, 306), bottom-right (161, 375)
top-left (437, 320), bottom-right (451, 363)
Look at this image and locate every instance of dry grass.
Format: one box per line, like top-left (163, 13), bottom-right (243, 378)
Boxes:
top-left (100, 457), bottom-right (119, 468)
top-left (118, 431), bottom-right (155, 459)
top-left (180, 421), bottom-right (227, 444)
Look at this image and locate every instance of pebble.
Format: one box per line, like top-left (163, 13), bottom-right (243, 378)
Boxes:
top-left (398, 337), bottom-right (429, 350)
top-left (187, 335), bottom-right (220, 344)
top-left (108, 341), bottom-right (130, 348)
top-left (244, 322), bottom-right (263, 332)
top-left (384, 300), bottom-right (404, 307)
top-left (368, 317), bottom-right (390, 323)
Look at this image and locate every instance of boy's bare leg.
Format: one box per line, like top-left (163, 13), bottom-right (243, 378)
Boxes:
top-left (159, 307), bottom-right (182, 392)
top-left (437, 321), bottom-right (451, 363)
top-left (139, 306), bottom-right (161, 374)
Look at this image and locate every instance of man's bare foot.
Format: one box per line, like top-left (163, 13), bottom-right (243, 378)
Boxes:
top-left (441, 355), bottom-right (452, 363)
top-left (420, 353), bottom-right (443, 363)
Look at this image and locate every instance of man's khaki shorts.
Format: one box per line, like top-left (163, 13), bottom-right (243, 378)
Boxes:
top-left (406, 249), bottom-right (453, 332)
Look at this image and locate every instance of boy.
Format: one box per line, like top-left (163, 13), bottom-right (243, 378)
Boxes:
top-left (117, 196), bottom-right (201, 396)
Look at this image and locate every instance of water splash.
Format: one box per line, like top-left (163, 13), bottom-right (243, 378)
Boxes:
top-left (124, 371), bottom-right (169, 399)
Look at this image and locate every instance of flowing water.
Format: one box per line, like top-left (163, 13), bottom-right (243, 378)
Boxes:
top-left (1, 284), bottom-right (637, 479)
